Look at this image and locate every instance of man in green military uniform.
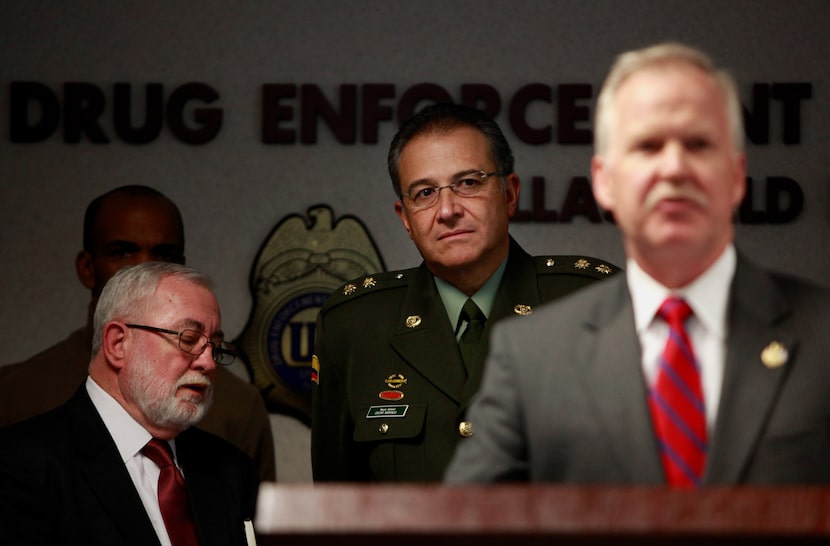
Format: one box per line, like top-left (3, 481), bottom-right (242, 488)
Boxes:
top-left (311, 103), bottom-right (619, 481)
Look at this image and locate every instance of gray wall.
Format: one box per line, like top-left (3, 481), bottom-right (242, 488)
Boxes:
top-left (2, 0), bottom-right (828, 482)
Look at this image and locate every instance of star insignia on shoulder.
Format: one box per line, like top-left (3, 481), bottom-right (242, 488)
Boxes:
top-left (574, 259), bottom-right (591, 269)
top-left (363, 277), bottom-right (376, 288)
top-left (343, 283), bottom-right (357, 295)
top-left (595, 264), bottom-right (613, 275)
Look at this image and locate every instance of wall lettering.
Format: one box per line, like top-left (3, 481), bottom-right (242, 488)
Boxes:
top-left (6, 80), bottom-right (814, 224)
top-left (9, 82), bottom-right (223, 144)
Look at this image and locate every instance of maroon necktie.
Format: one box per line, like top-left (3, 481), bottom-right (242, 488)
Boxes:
top-left (142, 438), bottom-right (201, 546)
top-left (648, 297), bottom-right (707, 487)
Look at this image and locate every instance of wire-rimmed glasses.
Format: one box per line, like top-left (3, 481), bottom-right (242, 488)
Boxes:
top-left (125, 323), bottom-right (237, 366)
top-left (403, 170), bottom-right (504, 209)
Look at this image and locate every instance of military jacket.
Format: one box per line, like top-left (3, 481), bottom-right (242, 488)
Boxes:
top-left (311, 238), bottom-right (619, 482)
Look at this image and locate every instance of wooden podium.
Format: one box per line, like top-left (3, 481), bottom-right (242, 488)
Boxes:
top-left (254, 483), bottom-right (830, 545)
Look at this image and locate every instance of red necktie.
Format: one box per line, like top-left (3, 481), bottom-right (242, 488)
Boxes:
top-left (142, 439), bottom-right (201, 546)
top-left (648, 297), bottom-right (707, 487)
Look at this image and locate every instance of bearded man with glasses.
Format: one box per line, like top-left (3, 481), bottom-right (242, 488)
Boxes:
top-left (0, 185), bottom-right (275, 483)
top-left (311, 102), bottom-right (620, 482)
top-left (0, 261), bottom-right (258, 545)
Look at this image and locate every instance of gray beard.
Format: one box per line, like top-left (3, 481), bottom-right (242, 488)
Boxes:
top-left (125, 363), bottom-right (214, 432)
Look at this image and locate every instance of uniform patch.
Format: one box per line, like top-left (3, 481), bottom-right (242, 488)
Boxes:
top-left (367, 405), bottom-right (409, 418)
top-left (385, 373), bottom-right (407, 388)
top-left (378, 390), bottom-right (404, 401)
top-left (311, 354), bottom-right (320, 385)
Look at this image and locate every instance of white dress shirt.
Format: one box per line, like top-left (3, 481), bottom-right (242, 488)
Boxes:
top-left (627, 245), bottom-right (736, 430)
top-left (86, 376), bottom-right (179, 546)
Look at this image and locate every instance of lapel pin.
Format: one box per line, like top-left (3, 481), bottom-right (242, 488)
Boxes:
top-left (761, 341), bottom-right (788, 369)
top-left (379, 390), bottom-right (404, 401)
top-left (405, 315), bottom-right (422, 328)
top-left (379, 374), bottom-right (407, 400)
top-left (514, 304), bottom-right (532, 316)
top-left (385, 373), bottom-right (407, 389)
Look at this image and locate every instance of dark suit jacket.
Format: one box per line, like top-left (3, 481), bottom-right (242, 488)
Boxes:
top-left (445, 253), bottom-right (830, 484)
top-left (0, 326), bottom-right (276, 482)
top-left (311, 238), bottom-right (619, 481)
top-left (0, 387), bottom-right (259, 546)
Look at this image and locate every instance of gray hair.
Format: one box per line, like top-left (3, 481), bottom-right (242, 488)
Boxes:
top-left (92, 262), bottom-right (214, 355)
top-left (594, 42), bottom-right (744, 156)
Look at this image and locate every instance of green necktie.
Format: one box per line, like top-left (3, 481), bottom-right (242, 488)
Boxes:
top-left (458, 298), bottom-right (486, 375)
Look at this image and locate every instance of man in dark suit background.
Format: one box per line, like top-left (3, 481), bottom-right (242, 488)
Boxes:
top-left (311, 103), bottom-right (619, 482)
top-left (0, 261), bottom-right (259, 545)
top-left (446, 42), bottom-right (830, 485)
top-left (0, 185), bottom-right (276, 483)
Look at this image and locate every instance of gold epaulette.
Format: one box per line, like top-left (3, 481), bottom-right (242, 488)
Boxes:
top-left (533, 255), bottom-right (622, 279)
top-left (322, 268), bottom-right (415, 309)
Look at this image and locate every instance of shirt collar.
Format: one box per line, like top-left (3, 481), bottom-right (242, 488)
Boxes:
top-left (627, 244), bottom-right (735, 339)
top-left (86, 376), bottom-right (156, 463)
top-left (434, 257), bottom-right (508, 331)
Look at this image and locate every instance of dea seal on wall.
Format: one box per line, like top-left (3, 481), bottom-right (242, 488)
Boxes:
top-left (239, 205), bottom-right (385, 423)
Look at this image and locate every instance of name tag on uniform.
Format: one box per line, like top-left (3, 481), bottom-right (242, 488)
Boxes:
top-left (366, 405), bottom-right (409, 418)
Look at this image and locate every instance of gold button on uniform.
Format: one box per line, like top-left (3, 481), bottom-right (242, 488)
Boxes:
top-left (458, 421), bottom-right (474, 437)
top-left (379, 423), bottom-right (389, 434)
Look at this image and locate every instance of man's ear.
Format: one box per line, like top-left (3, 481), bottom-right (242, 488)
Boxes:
top-left (730, 152), bottom-right (747, 209)
top-left (75, 250), bottom-right (96, 290)
top-left (101, 322), bottom-right (129, 370)
top-left (503, 173), bottom-right (521, 217)
top-left (394, 200), bottom-right (412, 235)
top-left (591, 155), bottom-right (615, 212)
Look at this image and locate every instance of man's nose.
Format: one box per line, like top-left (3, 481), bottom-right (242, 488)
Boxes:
top-left (192, 344), bottom-right (217, 372)
top-left (126, 251), bottom-right (156, 266)
top-left (436, 186), bottom-right (463, 218)
top-left (658, 142), bottom-right (690, 178)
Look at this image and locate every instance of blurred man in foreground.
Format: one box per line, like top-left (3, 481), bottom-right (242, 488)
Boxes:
top-left (446, 42), bottom-right (830, 485)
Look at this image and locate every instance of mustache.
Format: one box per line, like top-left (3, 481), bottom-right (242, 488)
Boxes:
top-left (644, 180), bottom-right (708, 211)
top-left (176, 373), bottom-right (212, 390)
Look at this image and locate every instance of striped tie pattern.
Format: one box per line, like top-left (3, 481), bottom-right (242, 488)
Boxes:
top-left (649, 297), bottom-right (707, 487)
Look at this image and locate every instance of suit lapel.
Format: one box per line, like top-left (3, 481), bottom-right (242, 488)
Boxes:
top-left (177, 430), bottom-right (228, 546)
top-left (581, 277), bottom-right (665, 483)
top-left (488, 240), bottom-right (543, 323)
top-left (389, 264), bottom-right (467, 403)
top-left (70, 391), bottom-right (162, 546)
top-left (462, 241), bottom-right (542, 404)
top-left (389, 241), bottom-right (551, 406)
top-left (705, 255), bottom-right (796, 484)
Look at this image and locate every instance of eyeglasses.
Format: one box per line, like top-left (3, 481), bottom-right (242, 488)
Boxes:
top-left (125, 324), bottom-right (237, 366)
top-left (403, 170), bottom-right (505, 210)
